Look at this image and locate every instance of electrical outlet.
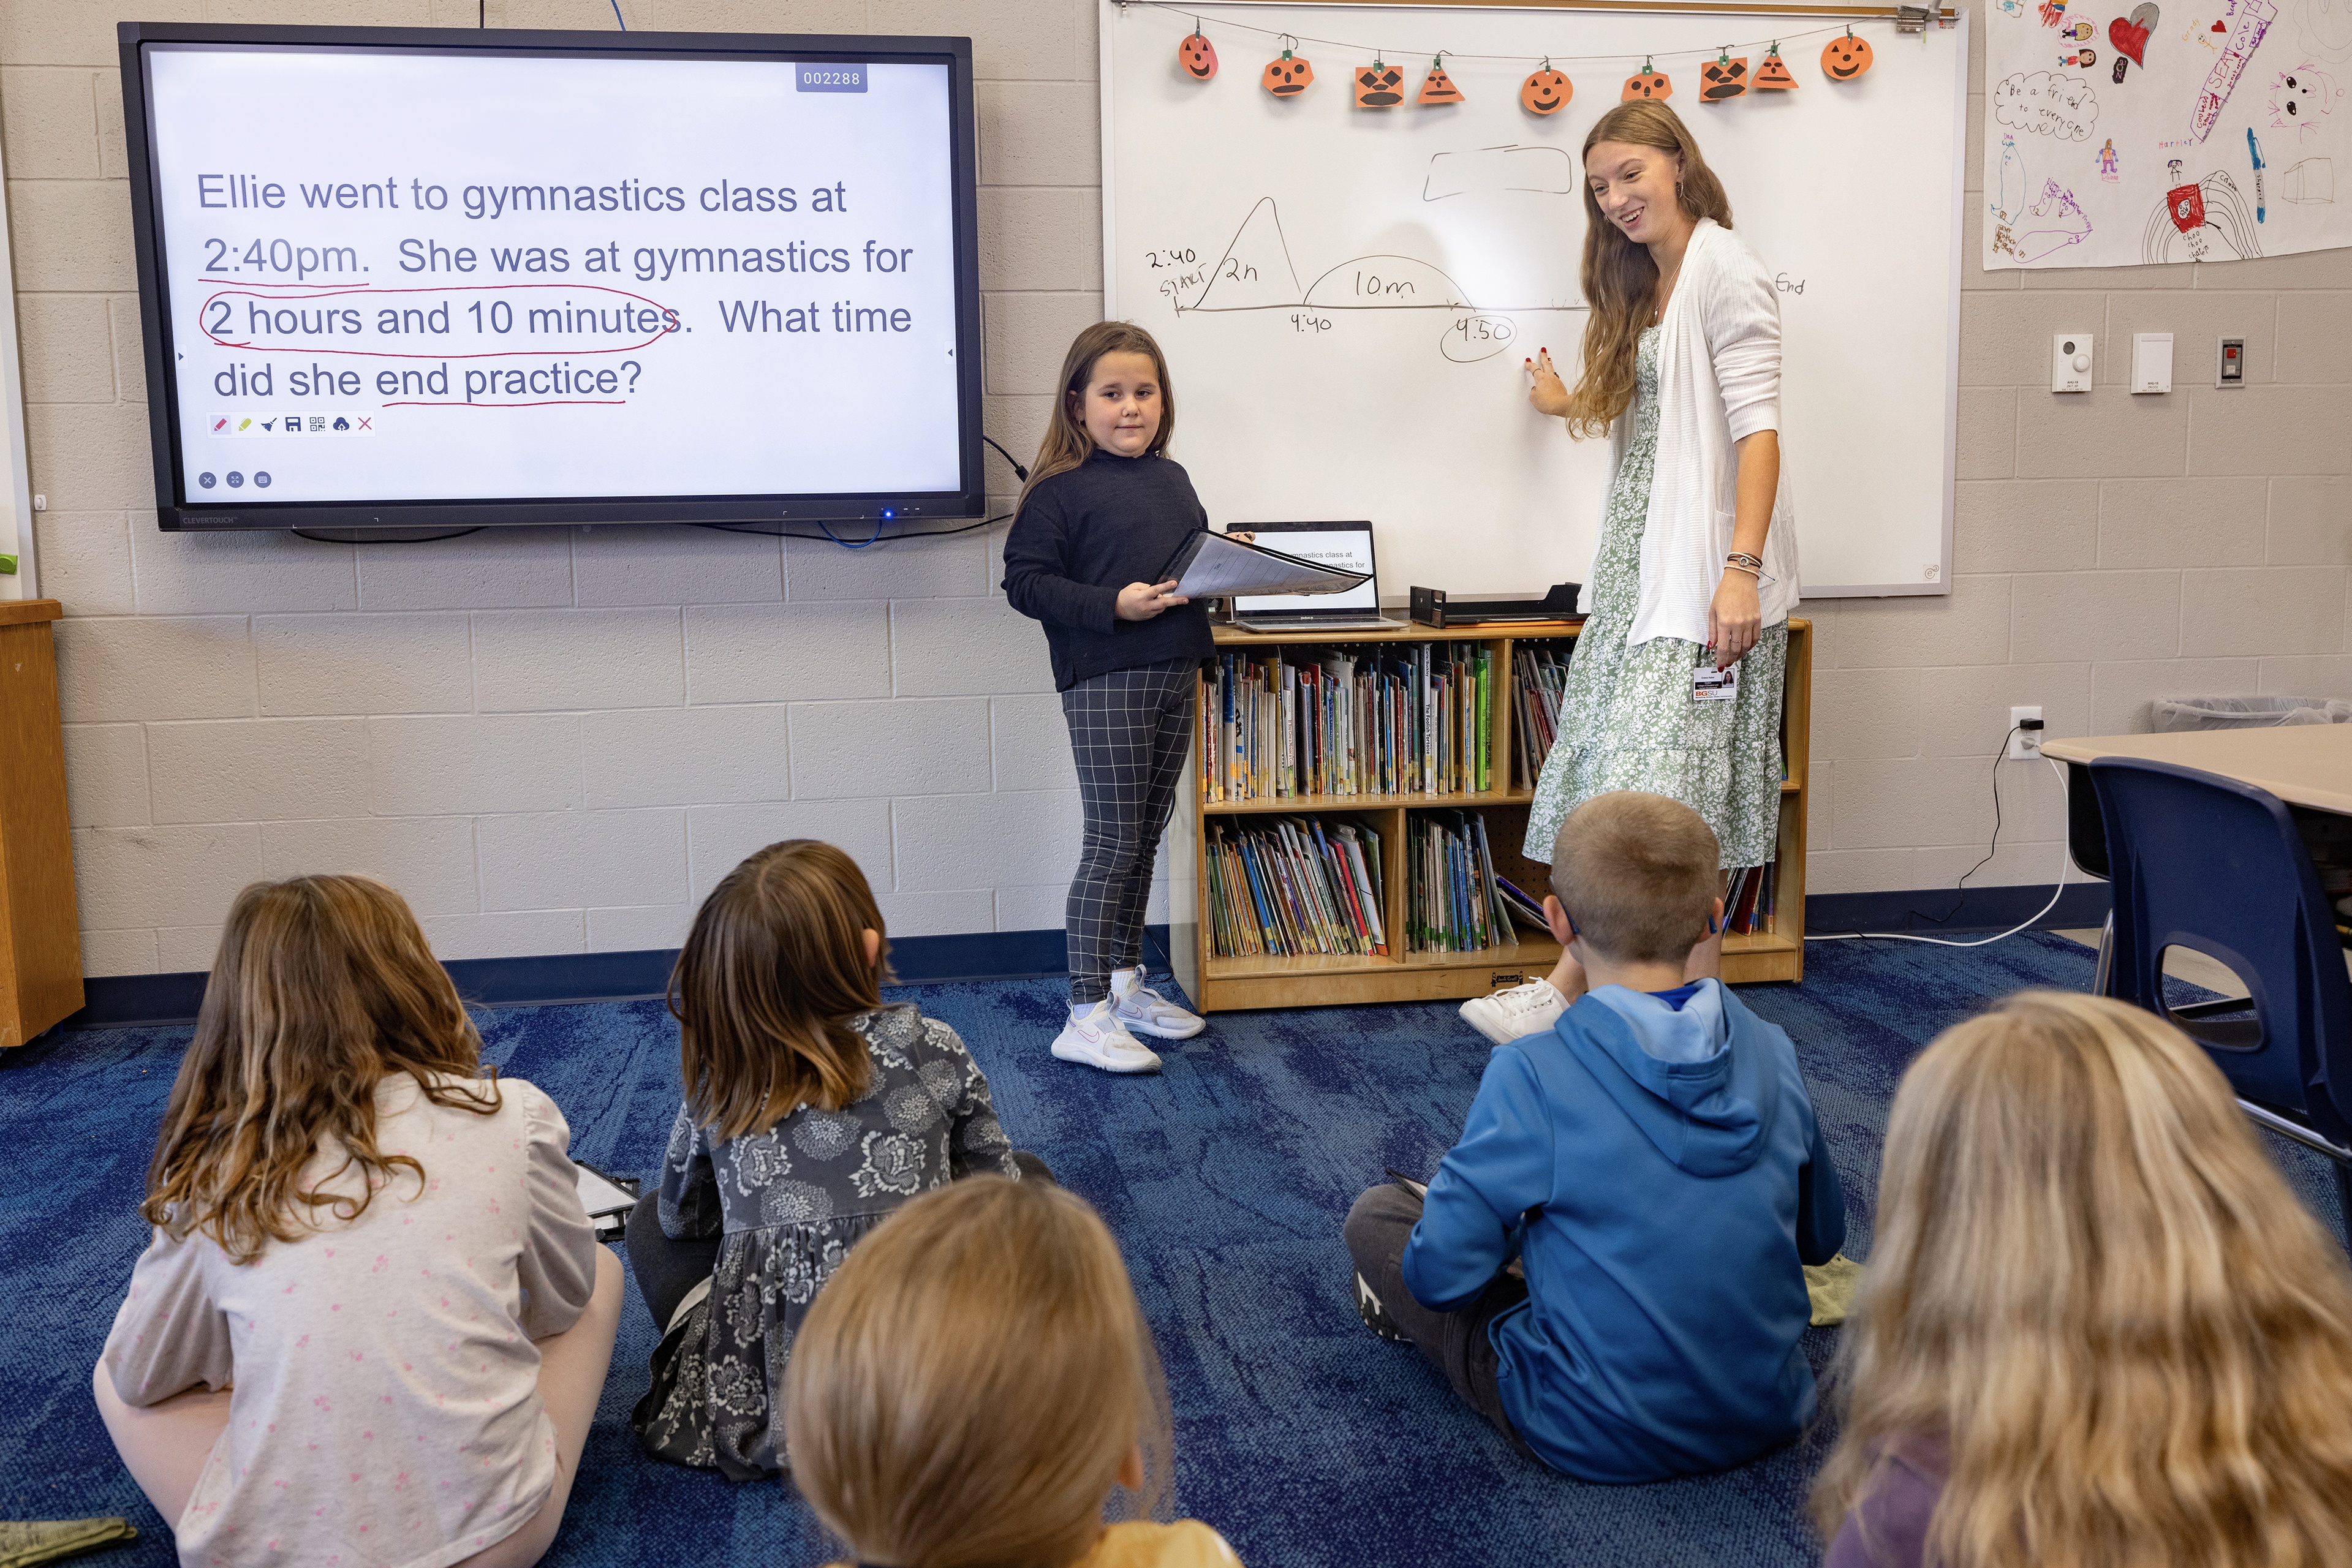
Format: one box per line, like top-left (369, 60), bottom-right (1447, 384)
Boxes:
top-left (2008, 705), bottom-right (2044, 760)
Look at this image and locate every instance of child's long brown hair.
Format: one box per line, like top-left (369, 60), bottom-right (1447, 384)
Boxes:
top-left (671, 839), bottom-right (890, 1139)
top-left (1015, 320), bottom-right (1178, 513)
top-left (142, 874), bottom-right (497, 1265)
top-left (785, 1177), bottom-right (1177, 1568)
top-left (1562, 101), bottom-right (1734, 437)
top-left (1810, 991), bottom-right (2352, 1567)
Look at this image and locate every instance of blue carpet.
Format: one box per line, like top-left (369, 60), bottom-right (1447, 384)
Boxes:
top-left (6, 933), bottom-right (2343, 1568)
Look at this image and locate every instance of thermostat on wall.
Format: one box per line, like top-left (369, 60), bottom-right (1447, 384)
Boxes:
top-left (2131, 333), bottom-right (2174, 394)
top-left (2052, 333), bottom-right (2094, 393)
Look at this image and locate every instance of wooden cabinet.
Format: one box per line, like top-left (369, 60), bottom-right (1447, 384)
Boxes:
top-left (0, 601), bottom-right (81, 1044)
top-left (1168, 619), bottom-right (1810, 1012)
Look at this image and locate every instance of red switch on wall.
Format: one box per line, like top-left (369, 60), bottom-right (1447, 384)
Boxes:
top-left (2217, 337), bottom-right (2245, 387)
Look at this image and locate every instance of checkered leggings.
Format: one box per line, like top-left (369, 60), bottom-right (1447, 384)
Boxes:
top-left (1061, 658), bottom-right (1197, 1006)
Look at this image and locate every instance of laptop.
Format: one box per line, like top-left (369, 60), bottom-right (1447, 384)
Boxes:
top-left (1230, 521), bottom-right (1402, 633)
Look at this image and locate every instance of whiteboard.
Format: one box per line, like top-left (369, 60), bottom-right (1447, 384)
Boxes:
top-left (1100, 2), bottom-right (1967, 600)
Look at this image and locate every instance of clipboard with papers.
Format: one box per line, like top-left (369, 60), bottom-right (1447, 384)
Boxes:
top-left (1157, 529), bottom-right (1374, 601)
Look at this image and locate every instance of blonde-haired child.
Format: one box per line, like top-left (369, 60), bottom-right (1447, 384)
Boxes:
top-left (95, 875), bottom-right (622, 1568)
top-left (1001, 319), bottom-right (1240, 1074)
top-left (1813, 991), bottom-right (2352, 1567)
top-left (627, 839), bottom-right (1032, 1479)
top-left (786, 1176), bottom-right (1239, 1568)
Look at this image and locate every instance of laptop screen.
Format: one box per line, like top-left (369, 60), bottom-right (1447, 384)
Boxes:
top-left (1231, 524), bottom-right (1380, 614)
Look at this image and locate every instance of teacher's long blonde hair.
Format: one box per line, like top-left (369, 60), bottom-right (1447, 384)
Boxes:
top-left (1561, 100), bottom-right (1733, 438)
top-left (1810, 991), bottom-right (2352, 1568)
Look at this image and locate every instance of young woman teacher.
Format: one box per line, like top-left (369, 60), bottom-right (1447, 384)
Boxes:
top-left (1522, 100), bottom-right (1796, 892)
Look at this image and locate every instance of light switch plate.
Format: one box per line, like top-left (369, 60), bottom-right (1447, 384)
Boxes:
top-left (2217, 336), bottom-right (2246, 388)
top-left (2131, 332), bottom-right (2174, 394)
top-left (2052, 332), bottom-right (2094, 393)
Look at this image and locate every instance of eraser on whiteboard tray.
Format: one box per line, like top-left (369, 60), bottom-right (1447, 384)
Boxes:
top-left (1410, 583), bottom-right (1583, 627)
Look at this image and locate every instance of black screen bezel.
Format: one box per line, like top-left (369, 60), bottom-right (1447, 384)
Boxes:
top-left (118, 21), bottom-right (985, 534)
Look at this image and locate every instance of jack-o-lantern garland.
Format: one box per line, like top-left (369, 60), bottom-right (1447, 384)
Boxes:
top-left (1622, 58), bottom-right (1673, 100)
top-left (1821, 26), bottom-right (1875, 81)
top-left (1178, 26), bottom-right (1217, 80)
top-left (1162, 19), bottom-right (1892, 112)
top-left (1521, 58), bottom-right (1573, 115)
top-left (1700, 47), bottom-right (1749, 100)
top-left (1263, 37), bottom-right (1314, 98)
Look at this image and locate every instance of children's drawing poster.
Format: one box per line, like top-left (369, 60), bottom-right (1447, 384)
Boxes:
top-left (1983, 0), bottom-right (2352, 267)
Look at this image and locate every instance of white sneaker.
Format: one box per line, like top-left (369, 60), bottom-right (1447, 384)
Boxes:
top-left (1458, 978), bottom-right (1568, 1046)
top-left (1052, 1000), bottom-right (1163, 1074)
top-left (1114, 980), bottom-right (1206, 1039)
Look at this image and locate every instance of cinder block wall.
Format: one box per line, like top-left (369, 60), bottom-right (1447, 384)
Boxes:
top-left (6, 0), bottom-right (2346, 975)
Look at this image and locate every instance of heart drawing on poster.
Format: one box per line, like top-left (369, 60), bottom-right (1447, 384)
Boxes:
top-left (2111, 16), bottom-right (2152, 65)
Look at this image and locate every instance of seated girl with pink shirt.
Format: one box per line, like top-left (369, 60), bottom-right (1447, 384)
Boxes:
top-left (94, 874), bottom-right (624, 1568)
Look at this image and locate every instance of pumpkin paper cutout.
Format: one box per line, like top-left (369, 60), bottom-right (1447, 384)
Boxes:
top-left (1521, 65), bottom-right (1573, 114)
top-left (1418, 58), bottom-right (1465, 105)
top-left (1622, 61), bottom-right (1673, 100)
top-left (1355, 59), bottom-right (1406, 107)
top-left (1178, 29), bottom-right (1217, 81)
top-left (1756, 45), bottom-right (1798, 89)
top-left (1822, 31), bottom-right (1874, 80)
top-left (1263, 47), bottom-right (1314, 97)
top-left (1700, 53), bottom-right (1749, 100)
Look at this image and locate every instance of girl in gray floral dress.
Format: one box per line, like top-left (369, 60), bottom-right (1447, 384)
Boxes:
top-left (627, 840), bottom-right (1024, 1480)
top-left (1524, 324), bottom-right (1787, 870)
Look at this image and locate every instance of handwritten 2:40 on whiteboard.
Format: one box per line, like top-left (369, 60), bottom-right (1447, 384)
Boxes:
top-left (1991, 70), bottom-right (2100, 144)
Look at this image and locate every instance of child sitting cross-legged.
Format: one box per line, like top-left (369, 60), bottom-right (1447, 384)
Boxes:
top-left (627, 839), bottom-right (1038, 1480)
top-left (1344, 790), bottom-right (1845, 1482)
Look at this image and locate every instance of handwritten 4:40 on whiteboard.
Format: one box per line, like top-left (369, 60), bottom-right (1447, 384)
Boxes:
top-left (1991, 70), bottom-right (2100, 143)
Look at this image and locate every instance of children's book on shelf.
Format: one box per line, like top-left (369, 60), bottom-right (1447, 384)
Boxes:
top-left (1208, 817), bottom-right (1387, 960)
top-left (1199, 643), bottom-right (1495, 803)
top-left (1511, 643), bottom-right (1573, 789)
top-left (1406, 811), bottom-right (1519, 954)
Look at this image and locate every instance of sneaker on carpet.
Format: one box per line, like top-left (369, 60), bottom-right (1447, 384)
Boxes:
top-left (1355, 1271), bottom-right (1410, 1343)
top-left (1052, 1000), bottom-right (1164, 1074)
top-left (1113, 980), bottom-right (1206, 1039)
top-left (1458, 978), bottom-right (1568, 1046)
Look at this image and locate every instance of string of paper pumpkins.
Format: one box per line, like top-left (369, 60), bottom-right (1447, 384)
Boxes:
top-left (1176, 18), bottom-right (1875, 107)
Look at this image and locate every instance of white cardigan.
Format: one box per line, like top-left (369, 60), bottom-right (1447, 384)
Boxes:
top-left (1601, 217), bottom-right (1799, 649)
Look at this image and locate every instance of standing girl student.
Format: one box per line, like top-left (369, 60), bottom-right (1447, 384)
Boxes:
top-left (786, 1176), bottom-right (1241, 1568)
top-left (94, 875), bottom-right (623, 1568)
top-left (1812, 992), bottom-right (2352, 1568)
top-left (627, 839), bottom-right (1028, 1480)
top-left (1002, 321), bottom-right (1224, 1074)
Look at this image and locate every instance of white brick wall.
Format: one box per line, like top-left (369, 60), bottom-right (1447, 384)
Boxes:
top-left (7, 0), bottom-right (2345, 974)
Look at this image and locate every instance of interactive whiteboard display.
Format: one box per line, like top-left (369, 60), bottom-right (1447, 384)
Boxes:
top-left (122, 26), bottom-right (982, 531)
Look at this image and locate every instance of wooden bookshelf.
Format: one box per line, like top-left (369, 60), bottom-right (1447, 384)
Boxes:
top-left (1168, 618), bottom-right (1812, 1012)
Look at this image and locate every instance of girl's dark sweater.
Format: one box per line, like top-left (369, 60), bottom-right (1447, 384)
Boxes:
top-left (999, 448), bottom-right (1216, 692)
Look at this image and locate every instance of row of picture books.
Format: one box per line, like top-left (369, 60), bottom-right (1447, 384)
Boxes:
top-left (1512, 645), bottom-right (1574, 790)
top-left (1205, 809), bottom-right (1559, 960)
top-left (1208, 808), bottom-right (1784, 962)
top-left (1198, 644), bottom-right (1497, 803)
top-left (1206, 816), bottom-right (1390, 959)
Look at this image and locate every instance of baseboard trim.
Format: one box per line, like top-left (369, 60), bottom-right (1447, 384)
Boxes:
top-left (61, 925), bottom-right (1170, 1033)
top-left (1804, 881), bottom-right (2111, 938)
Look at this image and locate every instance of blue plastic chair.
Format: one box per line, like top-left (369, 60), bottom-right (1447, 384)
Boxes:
top-left (2090, 756), bottom-right (2352, 1238)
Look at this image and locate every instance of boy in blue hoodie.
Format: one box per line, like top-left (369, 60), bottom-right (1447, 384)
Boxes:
top-left (1343, 790), bottom-right (1845, 1482)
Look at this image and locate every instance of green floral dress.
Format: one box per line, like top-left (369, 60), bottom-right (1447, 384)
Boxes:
top-left (1523, 325), bottom-right (1788, 870)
